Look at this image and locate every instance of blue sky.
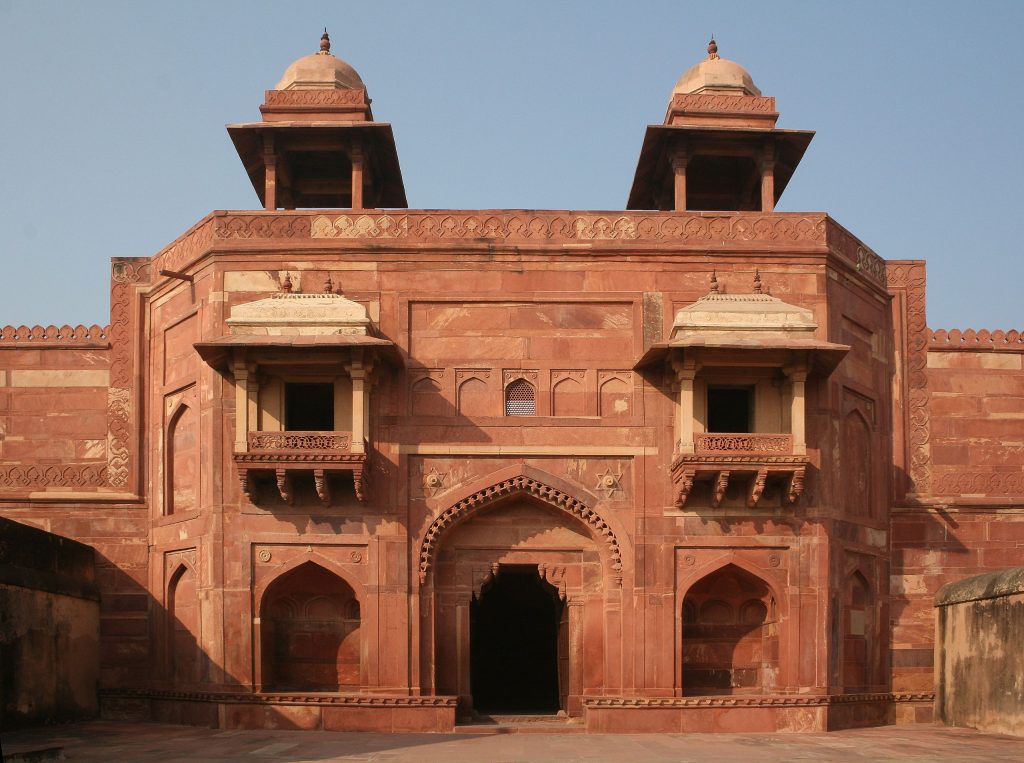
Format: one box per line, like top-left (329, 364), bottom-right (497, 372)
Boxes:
top-left (1, 1), bottom-right (1022, 330)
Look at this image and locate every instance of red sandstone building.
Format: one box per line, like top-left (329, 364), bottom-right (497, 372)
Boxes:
top-left (1, 36), bottom-right (1022, 733)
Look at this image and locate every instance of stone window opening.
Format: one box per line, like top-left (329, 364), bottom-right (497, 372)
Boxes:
top-left (284, 381), bottom-right (335, 431)
top-left (707, 385), bottom-right (754, 433)
top-left (505, 378), bottom-right (536, 416)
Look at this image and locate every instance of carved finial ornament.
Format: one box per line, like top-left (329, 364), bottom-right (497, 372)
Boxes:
top-left (707, 37), bottom-right (719, 60)
top-left (319, 29), bottom-right (331, 55)
top-left (710, 270), bottom-right (720, 294)
top-left (753, 268), bottom-right (762, 294)
top-left (324, 273), bottom-right (334, 294)
top-left (281, 272), bottom-right (293, 293)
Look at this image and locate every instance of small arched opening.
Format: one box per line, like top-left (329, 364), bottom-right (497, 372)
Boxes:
top-left (842, 571), bottom-right (873, 692)
top-left (681, 564), bottom-right (779, 695)
top-left (259, 562), bottom-right (361, 691)
top-left (167, 563), bottom-right (200, 685)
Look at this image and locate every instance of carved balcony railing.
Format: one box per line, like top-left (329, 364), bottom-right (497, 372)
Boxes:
top-left (695, 433), bottom-right (793, 455)
top-left (673, 432), bottom-right (807, 510)
top-left (234, 430), bottom-right (367, 504)
top-left (247, 431), bottom-right (353, 453)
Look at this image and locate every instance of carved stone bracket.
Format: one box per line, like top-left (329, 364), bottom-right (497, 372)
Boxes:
top-left (712, 471), bottom-right (730, 508)
top-left (749, 469), bottom-right (768, 508)
top-left (276, 469), bottom-right (293, 505)
top-left (787, 467), bottom-right (806, 505)
top-left (314, 469), bottom-right (330, 506)
top-left (674, 468), bottom-right (696, 508)
top-left (538, 562), bottom-right (568, 601)
top-left (670, 453), bottom-right (809, 509)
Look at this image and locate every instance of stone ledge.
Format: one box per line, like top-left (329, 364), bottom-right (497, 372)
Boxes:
top-left (935, 566), bottom-right (1024, 606)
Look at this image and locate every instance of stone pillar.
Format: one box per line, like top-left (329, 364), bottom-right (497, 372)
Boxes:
top-left (350, 145), bottom-right (364, 210)
top-left (671, 149), bottom-right (688, 212)
top-left (568, 597), bottom-right (585, 713)
top-left (246, 365), bottom-right (260, 436)
top-left (789, 368), bottom-right (807, 455)
top-left (455, 593), bottom-right (472, 713)
top-left (232, 361), bottom-right (249, 452)
top-left (348, 353), bottom-right (366, 454)
top-left (672, 358), bottom-right (698, 454)
top-left (760, 143), bottom-right (776, 213)
top-left (263, 134), bottom-right (277, 211)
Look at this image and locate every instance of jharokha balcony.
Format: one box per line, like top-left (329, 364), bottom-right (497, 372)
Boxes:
top-left (670, 432), bottom-right (808, 509)
top-left (234, 430), bottom-right (368, 504)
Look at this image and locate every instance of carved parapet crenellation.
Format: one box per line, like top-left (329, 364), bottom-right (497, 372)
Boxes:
top-left (929, 328), bottom-right (1024, 352)
top-left (0, 324), bottom-right (109, 345)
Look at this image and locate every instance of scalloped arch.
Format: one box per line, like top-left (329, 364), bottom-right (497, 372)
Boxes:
top-left (418, 474), bottom-right (622, 583)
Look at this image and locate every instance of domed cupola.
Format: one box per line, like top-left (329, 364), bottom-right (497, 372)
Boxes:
top-left (274, 31), bottom-right (366, 91)
top-left (227, 31), bottom-right (407, 210)
top-left (672, 38), bottom-right (762, 97)
top-left (627, 39), bottom-right (813, 213)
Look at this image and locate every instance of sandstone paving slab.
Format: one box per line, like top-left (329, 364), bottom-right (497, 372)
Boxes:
top-left (3, 722), bottom-right (1024, 763)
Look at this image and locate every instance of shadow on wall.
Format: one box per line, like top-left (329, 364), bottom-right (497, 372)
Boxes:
top-left (0, 517), bottom-right (100, 729)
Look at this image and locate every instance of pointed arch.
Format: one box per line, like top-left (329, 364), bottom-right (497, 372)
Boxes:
top-left (681, 562), bottom-right (779, 695)
top-left (842, 408), bottom-right (873, 518)
top-left (165, 400), bottom-right (197, 515)
top-left (417, 467), bottom-right (623, 584)
top-left (259, 560), bottom-right (362, 691)
top-left (842, 569), bottom-right (873, 692)
top-left (167, 560), bottom-right (200, 685)
top-left (551, 376), bottom-right (586, 417)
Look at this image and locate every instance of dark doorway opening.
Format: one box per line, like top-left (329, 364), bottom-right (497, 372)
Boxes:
top-left (470, 565), bottom-right (562, 714)
top-left (285, 382), bottom-right (334, 431)
top-left (707, 385), bottom-right (753, 433)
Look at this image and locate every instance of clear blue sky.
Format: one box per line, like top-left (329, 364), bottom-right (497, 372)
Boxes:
top-left (1, 1), bottom-right (1021, 330)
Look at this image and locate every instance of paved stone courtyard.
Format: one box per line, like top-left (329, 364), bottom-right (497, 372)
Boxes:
top-left (3, 721), bottom-right (1023, 762)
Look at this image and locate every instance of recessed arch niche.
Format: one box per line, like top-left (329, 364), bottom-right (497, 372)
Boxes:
top-left (681, 563), bottom-right (779, 695)
top-left (259, 561), bottom-right (361, 691)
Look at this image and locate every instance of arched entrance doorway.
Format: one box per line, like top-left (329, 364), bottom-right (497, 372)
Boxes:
top-left (421, 477), bottom-right (619, 719)
top-left (470, 565), bottom-right (563, 714)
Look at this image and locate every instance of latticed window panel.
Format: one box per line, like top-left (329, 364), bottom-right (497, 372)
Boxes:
top-left (504, 379), bottom-right (536, 416)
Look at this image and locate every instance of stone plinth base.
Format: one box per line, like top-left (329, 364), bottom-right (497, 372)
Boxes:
top-left (584, 694), bottom-right (899, 733)
top-left (100, 691), bottom-right (457, 733)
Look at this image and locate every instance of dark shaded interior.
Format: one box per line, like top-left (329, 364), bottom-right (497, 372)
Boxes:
top-left (707, 386), bottom-right (753, 433)
top-left (685, 155), bottom-right (760, 211)
top-left (470, 565), bottom-right (561, 714)
top-left (285, 382), bottom-right (334, 431)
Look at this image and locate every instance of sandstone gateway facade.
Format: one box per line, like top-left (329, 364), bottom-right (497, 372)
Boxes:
top-left (2, 36), bottom-right (1022, 733)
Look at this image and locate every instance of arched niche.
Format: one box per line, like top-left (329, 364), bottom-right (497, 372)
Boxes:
top-left (842, 570), bottom-right (873, 692)
top-left (167, 562), bottom-right (200, 685)
top-left (599, 376), bottom-right (631, 418)
top-left (552, 376), bottom-right (586, 417)
top-left (259, 561), bottom-right (361, 691)
top-left (681, 563), bottom-right (779, 695)
top-left (411, 377), bottom-right (449, 416)
top-left (457, 376), bottom-right (490, 417)
top-left (166, 402), bottom-right (198, 515)
top-left (842, 410), bottom-right (873, 518)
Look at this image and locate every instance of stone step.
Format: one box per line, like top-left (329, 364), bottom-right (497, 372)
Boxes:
top-left (2, 745), bottom-right (65, 763)
top-left (455, 714), bottom-right (585, 734)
